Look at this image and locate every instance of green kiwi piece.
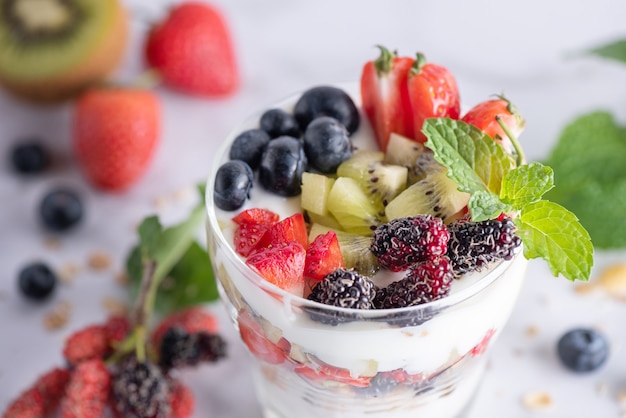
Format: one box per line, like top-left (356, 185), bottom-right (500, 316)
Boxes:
top-left (309, 223), bottom-right (379, 276)
top-left (337, 151), bottom-right (408, 209)
top-left (384, 133), bottom-right (437, 184)
top-left (301, 172), bottom-right (335, 216)
top-left (385, 167), bottom-right (470, 223)
top-left (0, 0), bottom-right (127, 102)
top-left (306, 211), bottom-right (342, 230)
top-left (327, 176), bottom-right (385, 236)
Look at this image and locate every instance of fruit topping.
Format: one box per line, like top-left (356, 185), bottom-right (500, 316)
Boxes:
top-left (446, 217), bottom-right (521, 277)
top-left (303, 116), bottom-right (353, 173)
top-left (260, 108), bottom-right (302, 138)
top-left (232, 209), bottom-right (280, 257)
top-left (10, 141), bottom-right (50, 175)
top-left (327, 176), bottom-right (384, 236)
top-left (307, 269), bottom-right (377, 325)
top-left (301, 172), bottom-right (335, 217)
top-left (39, 188), bottom-right (83, 232)
top-left (360, 46), bottom-right (414, 151)
top-left (73, 87), bottom-right (160, 191)
top-left (229, 129), bottom-right (271, 170)
top-left (304, 231), bottom-right (345, 284)
top-left (407, 52), bottom-right (460, 143)
top-left (145, 2), bottom-right (239, 97)
top-left (556, 328), bottom-right (609, 373)
top-left (371, 215), bottom-right (450, 272)
top-left (384, 132), bottom-right (437, 184)
top-left (246, 242), bottom-right (306, 296)
top-left (18, 262), bottom-right (57, 301)
top-left (213, 160), bottom-right (254, 211)
top-left (255, 212), bottom-right (308, 251)
top-left (293, 85), bottom-right (360, 134)
top-left (258, 136), bottom-right (307, 196)
top-left (374, 256), bottom-right (453, 309)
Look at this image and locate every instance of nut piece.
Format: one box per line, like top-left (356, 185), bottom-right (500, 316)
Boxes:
top-left (43, 300), bottom-right (72, 330)
top-left (522, 391), bottom-right (553, 410)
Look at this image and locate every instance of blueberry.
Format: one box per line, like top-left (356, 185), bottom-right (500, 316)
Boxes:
top-left (557, 328), bottom-right (609, 372)
top-left (303, 116), bottom-right (353, 173)
top-left (229, 129), bottom-right (270, 170)
top-left (18, 262), bottom-right (57, 301)
top-left (10, 141), bottom-right (50, 174)
top-left (40, 188), bottom-right (83, 232)
top-left (214, 160), bottom-right (254, 211)
top-left (259, 136), bottom-right (307, 196)
top-left (260, 108), bottom-right (302, 138)
top-left (294, 86), bottom-right (360, 134)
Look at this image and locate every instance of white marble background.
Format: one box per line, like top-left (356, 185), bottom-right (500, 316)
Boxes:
top-left (2, 0), bottom-right (626, 416)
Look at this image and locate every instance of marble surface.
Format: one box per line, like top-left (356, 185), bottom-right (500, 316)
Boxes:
top-left (2, 0), bottom-right (626, 416)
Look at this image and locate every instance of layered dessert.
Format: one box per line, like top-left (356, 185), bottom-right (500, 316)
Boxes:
top-left (206, 48), bottom-right (592, 418)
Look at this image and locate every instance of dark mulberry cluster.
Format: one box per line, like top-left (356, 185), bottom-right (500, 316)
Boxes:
top-left (446, 217), bottom-right (521, 277)
top-left (370, 215), bottom-right (450, 272)
top-left (160, 326), bottom-right (227, 370)
top-left (307, 269), bottom-right (377, 325)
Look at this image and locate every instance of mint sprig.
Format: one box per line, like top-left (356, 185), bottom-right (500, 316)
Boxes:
top-left (422, 118), bottom-right (593, 281)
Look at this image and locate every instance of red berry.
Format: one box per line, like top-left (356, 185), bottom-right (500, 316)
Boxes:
top-left (237, 310), bottom-right (286, 365)
top-left (408, 53), bottom-right (460, 143)
top-left (62, 325), bottom-right (109, 366)
top-left (360, 46), bottom-right (414, 151)
top-left (234, 222), bottom-right (272, 257)
top-left (60, 359), bottom-right (111, 418)
top-left (2, 388), bottom-right (44, 418)
top-left (145, 2), bottom-right (239, 97)
top-left (169, 379), bottom-right (195, 418)
top-left (232, 208), bottom-right (279, 226)
top-left (73, 88), bottom-right (160, 191)
top-left (103, 315), bottom-right (132, 346)
top-left (3, 368), bottom-right (71, 418)
top-left (246, 241), bottom-right (306, 296)
top-left (470, 328), bottom-right (497, 356)
top-left (151, 306), bottom-right (219, 348)
top-left (304, 231), bottom-right (345, 285)
top-left (254, 212), bottom-right (308, 251)
top-left (461, 96), bottom-right (525, 154)
top-left (294, 364), bottom-right (371, 388)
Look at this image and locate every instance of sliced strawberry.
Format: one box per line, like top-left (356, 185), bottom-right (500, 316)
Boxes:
top-left (470, 328), bottom-right (496, 357)
top-left (360, 46), bottom-right (414, 152)
top-left (234, 222), bottom-right (271, 257)
top-left (232, 208), bottom-right (280, 226)
top-left (295, 364), bottom-right (372, 388)
top-left (246, 241), bottom-right (306, 296)
top-left (461, 96), bottom-right (525, 155)
top-left (237, 310), bottom-right (286, 364)
top-left (408, 53), bottom-right (460, 143)
top-left (304, 231), bottom-right (344, 291)
top-left (255, 212), bottom-right (308, 251)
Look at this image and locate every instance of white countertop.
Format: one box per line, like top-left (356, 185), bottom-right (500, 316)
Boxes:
top-left (2, 1), bottom-right (626, 416)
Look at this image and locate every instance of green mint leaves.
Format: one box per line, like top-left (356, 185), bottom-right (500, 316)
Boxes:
top-left (126, 186), bottom-right (218, 315)
top-left (586, 39), bottom-right (626, 64)
top-left (544, 111), bottom-right (626, 249)
top-left (422, 117), bottom-right (593, 281)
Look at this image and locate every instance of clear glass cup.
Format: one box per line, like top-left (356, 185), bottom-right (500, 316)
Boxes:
top-left (205, 88), bottom-right (529, 418)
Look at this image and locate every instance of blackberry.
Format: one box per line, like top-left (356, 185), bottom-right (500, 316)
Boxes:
top-left (306, 269), bottom-right (376, 325)
top-left (111, 356), bottom-right (170, 418)
top-left (159, 326), bottom-right (227, 370)
top-left (446, 217), bottom-right (521, 277)
top-left (371, 215), bottom-right (450, 272)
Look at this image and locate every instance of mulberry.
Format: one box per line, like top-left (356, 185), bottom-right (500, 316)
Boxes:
top-left (159, 326), bottom-right (227, 370)
top-left (371, 215), bottom-right (450, 272)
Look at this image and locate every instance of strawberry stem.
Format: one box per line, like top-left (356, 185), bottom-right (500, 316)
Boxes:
top-left (410, 52), bottom-right (427, 75)
top-left (496, 115), bottom-right (525, 166)
top-left (374, 45), bottom-right (395, 75)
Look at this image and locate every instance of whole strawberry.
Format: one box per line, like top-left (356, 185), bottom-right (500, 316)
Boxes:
top-left (145, 2), bottom-right (239, 97)
top-left (73, 88), bottom-right (160, 191)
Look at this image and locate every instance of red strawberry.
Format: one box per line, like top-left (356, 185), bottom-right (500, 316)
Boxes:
top-left (246, 241), bottom-right (306, 296)
top-left (145, 2), bottom-right (239, 97)
top-left (461, 96), bottom-right (525, 155)
top-left (232, 208), bottom-right (280, 256)
top-left (408, 53), bottom-right (460, 143)
top-left (237, 310), bottom-right (286, 365)
top-left (304, 231), bottom-right (344, 291)
top-left (470, 328), bottom-right (497, 357)
top-left (73, 88), bottom-right (160, 191)
top-left (254, 212), bottom-right (308, 251)
top-left (294, 364), bottom-right (371, 388)
top-left (151, 306), bottom-right (219, 348)
top-left (360, 46), bottom-right (414, 151)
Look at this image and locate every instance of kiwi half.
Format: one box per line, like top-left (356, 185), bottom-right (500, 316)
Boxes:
top-left (0, 0), bottom-right (128, 102)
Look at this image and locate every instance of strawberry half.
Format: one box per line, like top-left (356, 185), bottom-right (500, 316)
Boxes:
top-left (72, 88), bottom-right (160, 191)
top-left (304, 231), bottom-right (344, 293)
top-left (232, 208), bottom-right (280, 256)
top-left (246, 241), bottom-right (306, 296)
top-left (461, 96), bottom-right (525, 156)
top-left (232, 208), bottom-right (280, 226)
top-left (145, 2), bottom-right (239, 97)
top-left (360, 46), bottom-right (414, 152)
top-left (237, 310), bottom-right (287, 365)
top-left (408, 53), bottom-right (460, 143)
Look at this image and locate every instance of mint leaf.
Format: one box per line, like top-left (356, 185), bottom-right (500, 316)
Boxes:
top-left (545, 111), bottom-right (626, 248)
top-left (515, 200), bottom-right (593, 281)
top-left (501, 162), bottom-right (554, 209)
top-left (422, 118), bottom-right (512, 195)
top-left (468, 191), bottom-right (510, 222)
top-left (587, 39), bottom-right (626, 64)
top-left (138, 216), bottom-right (162, 259)
top-left (154, 241), bottom-right (218, 314)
